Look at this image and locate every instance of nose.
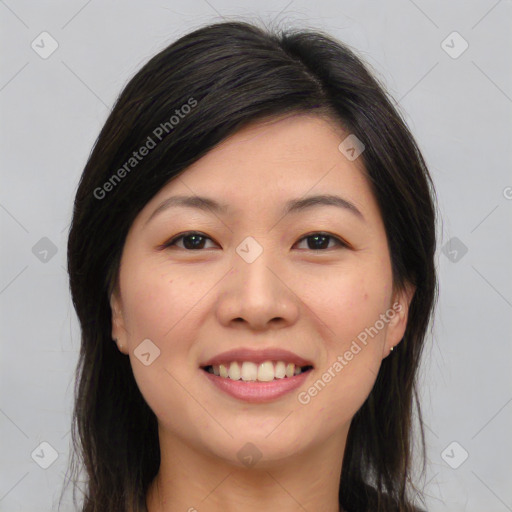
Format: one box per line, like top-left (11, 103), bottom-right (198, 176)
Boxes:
top-left (215, 244), bottom-right (300, 332)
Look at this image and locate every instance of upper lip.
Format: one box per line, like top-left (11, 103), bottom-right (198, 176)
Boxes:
top-left (200, 348), bottom-right (314, 368)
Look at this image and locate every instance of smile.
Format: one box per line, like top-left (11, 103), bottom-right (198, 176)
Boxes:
top-left (201, 362), bottom-right (314, 403)
top-left (202, 361), bottom-right (313, 382)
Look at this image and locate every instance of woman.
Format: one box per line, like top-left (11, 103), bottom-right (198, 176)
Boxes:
top-left (64, 20), bottom-right (438, 512)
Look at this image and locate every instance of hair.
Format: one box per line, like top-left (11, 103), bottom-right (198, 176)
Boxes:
top-left (63, 19), bottom-right (438, 512)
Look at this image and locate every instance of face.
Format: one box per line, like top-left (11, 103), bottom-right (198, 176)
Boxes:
top-left (110, 113), bottom-right (414, 468)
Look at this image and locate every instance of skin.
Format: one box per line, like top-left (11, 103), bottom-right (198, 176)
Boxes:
top-left (110, 113), bottom-right (415, 512)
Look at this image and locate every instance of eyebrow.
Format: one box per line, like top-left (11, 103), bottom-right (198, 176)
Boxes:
top-left (145, 193), bottom-right (365, 226)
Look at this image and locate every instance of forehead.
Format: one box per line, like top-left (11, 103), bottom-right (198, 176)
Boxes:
top-left (138, 113), bottom-right (382, 226)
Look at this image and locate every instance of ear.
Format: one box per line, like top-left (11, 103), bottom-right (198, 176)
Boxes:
top-left (110, 288), bottom-right (128, 355)
top-left (383, 281), bottom-right (416, 358)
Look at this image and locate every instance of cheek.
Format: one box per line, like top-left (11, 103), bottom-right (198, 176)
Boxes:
top-left (298, 262), bottom-right (391, 348)
top-left (119, 261), bottom-right (209, 428)
top-left (120, 258), bottom-right (203, 341)
top-left (300, 310), bottom-right (389, 433)
top-left (294, 261), bottom-right (391, 416)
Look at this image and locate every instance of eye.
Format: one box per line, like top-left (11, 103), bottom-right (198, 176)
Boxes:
top-left (161, 231), bottom-right (348, 251)
top-left (161, 231), bottom-right (218, 250)
top-left (294, 232), bottom-right (348, 251)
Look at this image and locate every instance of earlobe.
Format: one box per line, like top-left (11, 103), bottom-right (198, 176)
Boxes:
top-left (384, 282), bottom-right (416, 356)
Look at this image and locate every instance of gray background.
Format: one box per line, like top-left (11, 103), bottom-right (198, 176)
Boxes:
top-left (1, 1), bottom-right (511, 511)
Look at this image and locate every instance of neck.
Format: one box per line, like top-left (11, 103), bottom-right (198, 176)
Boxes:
top-left (145, 425), bottom-right (347, 512)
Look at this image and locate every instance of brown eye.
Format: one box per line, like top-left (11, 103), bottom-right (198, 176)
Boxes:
top-left (161, 231), bottom-right (347, 251)
top-left (163, 231), bottom-right (217, 250)
top-left (295, 232), bottom-right (347, 251)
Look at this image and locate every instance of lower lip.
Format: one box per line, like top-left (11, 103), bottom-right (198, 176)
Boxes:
top-left (201, 369), bottom-right (312, 403)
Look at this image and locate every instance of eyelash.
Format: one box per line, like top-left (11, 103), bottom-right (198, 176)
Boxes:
top-left (161, 231), bottom-right (348, 251)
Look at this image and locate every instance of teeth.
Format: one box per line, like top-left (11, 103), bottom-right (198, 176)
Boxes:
top-left (275, 361), bottom-right (286, 379)
top-left (228, 361), bottom-right (241, 380)
top-left (219, 364), bottom-right (229, 378)
top-left (208, 361), bottom-right (311, 381)
top-left (241, 362), bottom-right (258, 381)
top-left (257, 361), bottom-right (275, 382)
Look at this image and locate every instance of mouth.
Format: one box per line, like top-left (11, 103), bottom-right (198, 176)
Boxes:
top-left (199, 348), bottom-right (315, 402)
top-left (201, 361), bottom-right (314, 382)
top-left (200, 362), bottom-right (314, 403)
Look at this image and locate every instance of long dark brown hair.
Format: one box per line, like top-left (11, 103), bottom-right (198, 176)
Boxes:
top-left (62, 20), bottom-right (438, 512)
